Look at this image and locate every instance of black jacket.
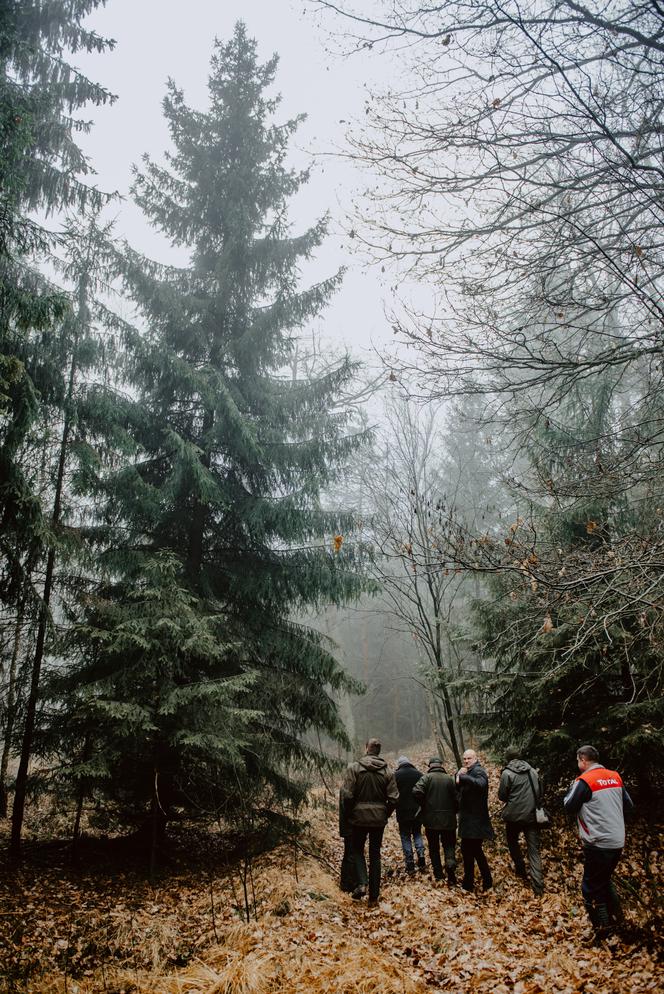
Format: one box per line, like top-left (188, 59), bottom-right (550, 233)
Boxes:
top-left (412, 763), bottom-right (458, 831)
top-left (338, 791), bottom-right (353, 838)
top-left (394, 762), bottom-right (423, 824)
top-left (457, 762), bottom-right (495, 840)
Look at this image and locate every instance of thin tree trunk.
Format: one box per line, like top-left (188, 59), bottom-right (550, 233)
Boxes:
top-left (433, 612), bottom-right (463, 768)
top-left (71, 732), bottom-right (91, 862)
top-left (187, 407), bottom-right (214, 579)
top-left (426, 687), bottom-right (447, 761)
top-left (149, 786), bottom-right (159, 883)
top-left (439, 681), bottom-right (463, 769)
top-left (11, 340), bottom-right (78, 856)
top-left (0, 605), bottom-right (23, 818)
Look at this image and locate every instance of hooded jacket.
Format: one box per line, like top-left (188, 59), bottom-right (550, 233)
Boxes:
top-left (412, 762), bottom-right (458, 831)
top-left (394, 761), bottom-right (423, 824)
top-left (457, 762), bottom-right (495, 840)
top-left (498, 759), bottom-right (541, 823)
top-left (341, 754), bottom-right (399, 828)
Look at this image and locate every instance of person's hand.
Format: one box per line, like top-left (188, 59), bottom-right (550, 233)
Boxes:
top-left (456, 769), bottom-right (465, 779)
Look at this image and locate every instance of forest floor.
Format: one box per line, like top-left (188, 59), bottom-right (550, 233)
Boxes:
top-left (0, 749), bottom-right (661, 994)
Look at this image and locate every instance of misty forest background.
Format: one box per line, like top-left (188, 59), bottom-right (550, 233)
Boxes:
top-left (1, 0), bottom-right (664, 870)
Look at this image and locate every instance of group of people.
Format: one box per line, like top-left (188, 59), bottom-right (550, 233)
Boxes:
top-left (339, 739), bottom-right (632, 937)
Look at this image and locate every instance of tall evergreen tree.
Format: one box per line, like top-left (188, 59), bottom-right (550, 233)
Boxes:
top-left (1, 4), bottom-right (115, 850)
top-left (0, 1), bottom-right (115, 605)
top-left (60, 24), bottom-right (368, 840)
top-left (9, 211), bottom-right (131, 852)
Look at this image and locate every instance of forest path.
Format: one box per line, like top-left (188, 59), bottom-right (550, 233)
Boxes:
top-left (128, 768), bottom-right (658, 994)
top-left (1, 761), bottom-right (660, 994)
top-left (258, 795), bottom-right (659, 994)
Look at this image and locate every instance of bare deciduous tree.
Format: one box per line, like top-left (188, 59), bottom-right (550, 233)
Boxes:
top-left (358, 394), bottom-right (500, 765)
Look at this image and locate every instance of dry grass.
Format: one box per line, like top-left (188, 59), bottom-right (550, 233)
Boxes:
top-left (37, 851), bottom-right (427, 994)
top-left (130, 941), bottom-right (422, 994)
top-left (148, 951), bottom-right (276, 994)
top-left (109, 913), bottom-right (185, 972)
top-left (15, 756), bottom-right (661, 994)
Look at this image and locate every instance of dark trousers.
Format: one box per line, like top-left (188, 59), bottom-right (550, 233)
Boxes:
top-left (425, 828), bottom-right (456, 880)
top-left (506, 821), bottom-right (544, 894)
top-left (340, 836), bottom-right (356, 892)
top-left (460, 837), bottom-right (492, 891)
top-left (581, 845), bottom-right (622, 906)
top-left (351, 825), bottom-right (385, 901)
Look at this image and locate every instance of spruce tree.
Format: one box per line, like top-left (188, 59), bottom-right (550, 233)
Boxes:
top-left (470, 370), bottom-right (664, 788)
top-left (9, 211), bottom-right (130, 852)
top-left (1, 3), bottom-right (115, 850)
top-left (61, 24), bottom-right (367, 841)
top-left (0, 2), bottom-right (115, 600)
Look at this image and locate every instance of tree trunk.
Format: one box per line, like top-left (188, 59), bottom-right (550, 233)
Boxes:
top-left (187, 407), bottom-right (214, 580)
top-left (426, 688), bottom-right (447, 762)
top-left (71, 732), bottom-right (92, 862)
top-left (0, 605), bottom-right (23, 818)
top-left (433, 613), bottom-right (463, 768)
top-left (11, 341), bottom-right (78, 856)
top-left (149, 786), bottom-right (159, 883)
top-left (439, 681), bottom-right (463, 769)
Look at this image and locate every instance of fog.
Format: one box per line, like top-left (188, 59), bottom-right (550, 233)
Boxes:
top-left (75, 0), bottom-right (393, 357)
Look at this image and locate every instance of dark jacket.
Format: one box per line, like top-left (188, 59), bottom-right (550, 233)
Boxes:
top-left (457, 762), bottom-right (494, 840)
top-left (341, 754), bottom-right (399, 828)
top-left (412, 763), bottom-right (458, 831)
top-left (498, 759), bottom-right (541, 823)
top-left (338, 790), bottom-right (353, 838)
top-left (394, 762), bottom-right (423, 824)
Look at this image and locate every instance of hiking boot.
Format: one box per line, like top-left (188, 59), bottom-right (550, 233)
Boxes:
top-left (351, 885), bottom-right (367, 900)
top-left (447, 869), bottom-right (457, 886)
top-left (367, 897), bottom-right (379, 909)
top-left (608, 884), bottom-right (624, 925)
top-left (595, 903), bottom-right (612, 935)
top-left (417, 854), bottom-right (426, 871)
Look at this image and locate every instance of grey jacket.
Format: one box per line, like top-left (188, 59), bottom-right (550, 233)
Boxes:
top-left (498, 759), bottom-right (541, 823)
top-left (563, 764), bottom-right (634, 849)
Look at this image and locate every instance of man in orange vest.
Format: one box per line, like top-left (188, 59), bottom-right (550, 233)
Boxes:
top-left (564, 745), bottom-right (634, 936)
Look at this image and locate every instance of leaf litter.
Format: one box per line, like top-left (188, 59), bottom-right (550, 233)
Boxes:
top-left (0, 750), bottom-right (661, 994)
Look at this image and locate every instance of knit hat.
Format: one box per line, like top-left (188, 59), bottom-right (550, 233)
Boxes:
top-left (396, 756), bottom-right (411, 768)
top-left (428, 756), bottom-right (443, 767)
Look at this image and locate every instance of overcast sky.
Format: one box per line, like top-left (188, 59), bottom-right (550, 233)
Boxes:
top-left (74, 0), bottom-right (394, 361)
